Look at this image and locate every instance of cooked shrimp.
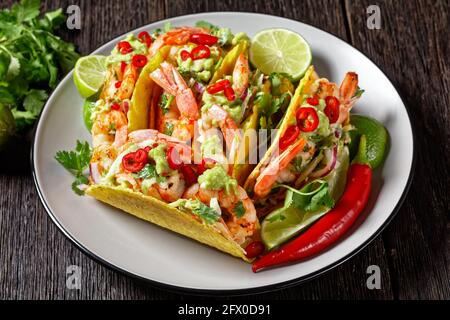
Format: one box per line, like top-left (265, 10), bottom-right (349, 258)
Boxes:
top-left (337, 72), bottom-right (359, 124)
top-left (150, 61), bottom-right (199, 119)
top-left (232, 53), bottom-right (250, 98)
top-left (203, 104), bottom-right (242, 169)
top-left (254, 137), bottom-right (306, 198)
top-left (157, 173), bottom-right (186, 202)
top-left (91, 109), bottom-right (128, 148)
top-left (183, 183), bottom-right (257, 245)
top-left (116, 64), bottom-right (138, 100)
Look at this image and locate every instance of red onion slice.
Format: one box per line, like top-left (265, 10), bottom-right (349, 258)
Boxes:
top-left (193, 81), bottom-right (205, 94)
top-left (90, 162), bottom-right (101, 184)
top-left (310, 145), bottom-right (338, 178)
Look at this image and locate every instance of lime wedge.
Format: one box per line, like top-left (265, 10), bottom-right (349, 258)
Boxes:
top-left (351, 115), bottom-right (389, 169)
top-left (249, 28), bottom-right (312, 80)
top-left (74, 55), bottom-right (107, 98)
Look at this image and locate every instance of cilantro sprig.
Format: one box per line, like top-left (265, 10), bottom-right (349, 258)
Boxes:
top-left (0, 0), bottom-right (79, 131)
top-left (55, 140), bottom-right (92, 195)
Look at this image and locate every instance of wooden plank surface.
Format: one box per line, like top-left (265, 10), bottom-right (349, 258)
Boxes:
top-left (0, 0), bottom-right (447, 299)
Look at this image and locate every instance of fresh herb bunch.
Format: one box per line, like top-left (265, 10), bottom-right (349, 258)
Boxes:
top-left (0, 0), bottom-right (79, 132)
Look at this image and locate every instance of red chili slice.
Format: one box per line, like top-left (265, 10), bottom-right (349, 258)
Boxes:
top-left (324, 96), bottom-right (340, 124)
top-left (132, 54), bottom-right (147, 68)
top-left (245, 241), bottom-right (265, 259)
top-left (306, 96), bottom-right (319, 106)
top-left (197, 158), bottom-right (217, 175)
top-left (206, 79), bottom-right (231, 94)
top-left (279, 125), bottom-right (300, 151)
top-left (121, 61), bottom-right (127, 73)
top-left (224, 86), bottom-right (235, 101)
top-left (297, 107), bottom-right (319, 132)
top-left (122, 149), bottom-right (148, 173)
top-left (190, 45), bottom-right (210, 60)
top-left (180, 165), bottom-right (198, 186)
top-left (138, 31), bottom-right (152, 47)
top-left (111, 103), bottom-right (120, 110)
top-left (167, 146), bottom-right (183, 170)
top-left (189, 33), bottom-right (218, 46)
top-left (114, 81), bottom-right (122, 88)
top-left (117, 41), bottom-right (132, 54)
top-left (180, 49), bottom-right (191, 61)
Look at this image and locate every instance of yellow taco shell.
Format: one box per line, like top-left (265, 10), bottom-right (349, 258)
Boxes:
top-left (86, 184), bottom-right (250, 262)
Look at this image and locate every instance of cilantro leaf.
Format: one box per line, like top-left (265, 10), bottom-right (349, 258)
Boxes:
top-left (195, 20), bottom-right (219, 32)
top-left (71, 174), bottom-right (89, 196)
top-left (159, 93), bottom-right (173, 115)
top-left (55, 140), bottom-right (92, 195)
top-left (55, 140), bottom-right (91, 174)
top-left (353, 87), bottom-right (365, 98)
top-left (233, 201), bottom-right (245, 218)
top-left (0, 0), bottom-right (79, 133)
top-left (280, 180), bottom-right (335, 212)
top-left (170, 199), bottom-right (221, 224)
top-left (135, 164), bottom-right (159, 180)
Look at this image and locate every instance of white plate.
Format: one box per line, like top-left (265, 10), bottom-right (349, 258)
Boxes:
top-left (32, 12), bottom-right (414, 294)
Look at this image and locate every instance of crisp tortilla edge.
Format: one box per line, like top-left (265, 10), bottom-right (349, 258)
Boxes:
top-left (86, 184), bottom-right (251, 262)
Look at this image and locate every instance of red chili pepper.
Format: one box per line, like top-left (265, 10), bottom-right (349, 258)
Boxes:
top-left (306, 95), bottom-right (319, 106)
top-left (114, 81), bottom-right (122, 88)
top-left (279, 125), bottom-right (300, 151)
top-left (180, 165), bottom-right (198, 186)
top-left (197, 158), bottom-right (217, 175)
top-left (191, 45), bottom-right (210, 60)
top-left (132, 54), bottom-right (147, 68)
top-left (252, 164), bottom-right (372, 272)
top-left (111, 103), bottom-right (120, 110)
top-left (121, 61), bottom-right (127, 73)
top-left (324, 96), bottom-right (340, 124)
top-left (245, 241), bottom-right (265, 259)
top-left (224, 86), bottom-right (235, 101)
top-left (144, 146), bottom-right (152, 153)
top-left (206, 79), bottom-right (231, 94)
top-left (180, 49), bottom-right (190, 61)
top-left (122, 149), bottom-right (148, 173)
top-left (167, 146), bottom-right (183, 170)
top-left (189, 33), bottom-right (218, 46)
top-left (117, 41), bottom-right (132, 54)
top-left (297, 107), bottom-right (319, 132)
top-left (138, 31), bottom-right (152, 47)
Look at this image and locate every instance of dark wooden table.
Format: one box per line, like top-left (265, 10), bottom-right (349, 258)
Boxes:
top-left (0, 0), bottom-right (448, 300)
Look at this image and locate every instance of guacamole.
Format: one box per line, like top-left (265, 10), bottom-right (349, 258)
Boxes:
top-left (198, 166), bottom-right (238, 194)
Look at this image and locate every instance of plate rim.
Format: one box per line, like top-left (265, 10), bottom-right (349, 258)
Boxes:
top-left (31, 11), bottom-right (416, 296)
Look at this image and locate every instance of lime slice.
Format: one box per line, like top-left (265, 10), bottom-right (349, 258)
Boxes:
top-left (250, 28), bottom-right (312, 80)
top-left (74, 55), bottom-right (107, 98)
top-left (351, 115), bottom-right (389, 169)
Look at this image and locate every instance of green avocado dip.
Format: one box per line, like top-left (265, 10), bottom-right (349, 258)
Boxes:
top-left (198, 166), bottom-right (238, 194)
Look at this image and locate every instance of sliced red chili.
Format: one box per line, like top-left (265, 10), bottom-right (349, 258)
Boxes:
top-left (121, 61), bottom-right (127, 73)
top-left (138, 31), bottom-right (152, 47)
top-left (180, 49), bottom-right (191, 61)
top-left (297, 107), bottom-right (319, 132)
top-left (111, 103), bottom-right (120, 110)
top-left (306, 96), bottom-right (319, 106)
top-left (167, 146), bottom-right (183, 170)
top-left (206, 79), bottom-right (231, 94)
top-left (190, 45), bottom-right (210, 60)
top-left (114, 81), bottom-right (122, 88)
top-left (245, 241), bottom-right (265, 259)
top-left (197, 158), bottom-right (217, 175)
top-left (189, 33), bottom-right (218, 46)
top-left (279, 125), bottom-right (300, 151)
top-left (224, 86), bottom-right (235, 101)
top-left (144, 146), bottom-right (152, 153)
top-left (324, 96), bottom-right (340, 124)
top-left (117, 41), bottom-right (132, 54)
top-left (180, 165), bottom-right (198, 186)
top-left (132, 54), bottom-right (147, 68)
top-left (122, 149), bottom-right (148, 173)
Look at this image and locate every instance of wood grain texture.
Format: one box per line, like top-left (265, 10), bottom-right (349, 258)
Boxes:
top-left (0, 0), bottom-right (447, 300)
